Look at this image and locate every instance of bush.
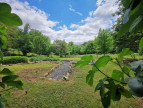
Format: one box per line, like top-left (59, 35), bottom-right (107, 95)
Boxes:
top-left (29, 56), bottom-right (60, 62)
top-left (0, 56), bottom-right (28, 64)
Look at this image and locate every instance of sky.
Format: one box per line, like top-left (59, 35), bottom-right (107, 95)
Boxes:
top-left (0, 0), bottom-right (119, 44)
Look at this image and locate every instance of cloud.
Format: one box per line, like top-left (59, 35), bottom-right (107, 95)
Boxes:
top-left (69, 5), bottom-right (83, 16)
top-left (0, 0), bottom-right (58, 31)
top-left (0, 0), bottom-right (119, 44)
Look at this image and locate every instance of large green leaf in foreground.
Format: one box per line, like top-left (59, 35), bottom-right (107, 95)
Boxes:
top-left (0, 3), bottom-right (22, 26)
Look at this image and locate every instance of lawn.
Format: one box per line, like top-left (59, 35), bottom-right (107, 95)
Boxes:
top-left (0, 58), bottom-right (143, 108)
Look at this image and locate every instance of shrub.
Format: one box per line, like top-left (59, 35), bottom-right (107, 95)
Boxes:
top-left (0, 56), bottom-right (28, 64)
top-left (29, 56), bottom-right (60, 62)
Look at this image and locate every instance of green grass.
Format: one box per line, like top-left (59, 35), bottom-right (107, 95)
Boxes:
top-left (1, 61), bottom-right (142, 108)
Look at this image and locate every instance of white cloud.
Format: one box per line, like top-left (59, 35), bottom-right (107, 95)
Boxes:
top-left (0, 0), bottom-right (119, 44)
top-left (0, 0), bottom-right (58, 30)
top-left (69, 5), bottom-right (83, 16)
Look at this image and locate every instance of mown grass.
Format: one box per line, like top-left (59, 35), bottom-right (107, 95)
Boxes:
top-left (61, 53), bottom-right (143, 61)
top-left (1, 60), bottom-right (143, 108)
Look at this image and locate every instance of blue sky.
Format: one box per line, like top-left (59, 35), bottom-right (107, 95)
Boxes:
top-left (0, 0), bottom-right (118, 44)
top-left (20, 0), bottom-right (97, 29)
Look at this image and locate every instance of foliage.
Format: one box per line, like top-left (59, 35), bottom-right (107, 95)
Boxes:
top-left (52, 40), bottom-right (67, 57)
top-left (33, 34), bottom-right (51, 56)
top-left (13, 25), bottom-right (34, 56)
top-left (85, 41), bottom-right (96, 54)
top-left (96, 29), bottom-right (113, 55)
top-left (75, 0), bottom-right (143, 107)
top-left (118, 0), bottom-right (143, 37)
top-left (75, 49), bottom-right (135, 107)
top-left (0, 2), bottom-right (24, 107)
top-left (0, 56), bottom-right (28, 64)
top-left (138, 38), bottom-right (143, 55)
top-left (0, 3), bottom-right (22, 26)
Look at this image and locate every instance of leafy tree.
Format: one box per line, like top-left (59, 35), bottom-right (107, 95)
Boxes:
top-left (14, 28), bottom-right (33, 56)
top-left (53, 40), bottom-right (67, 57)
top-left (85, 41), bottom-right (96, 54)
top-left (33, 35), bottom-right (51, 56)
top-left (96, 29), bottom-right (113, 55)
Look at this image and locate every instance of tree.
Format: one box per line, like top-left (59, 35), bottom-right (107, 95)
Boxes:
top-left (85, 41), bottom-right (96, 54)
top-left (53, 40), bottom-right (67, 57)
top-left (14, 28), bottom-right (33, 56)
top-left (96, 29), bottom-right (113, 55)
top-left (33, 35), bottom-right (51, 55)
top-left (24, 23), bottom-right (30, 33)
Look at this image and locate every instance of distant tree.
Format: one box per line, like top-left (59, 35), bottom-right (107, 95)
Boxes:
top-left (14, 29), bottom-right (33, 56)
top-left (24, 23), bottom-right (30, 33)
top-left (53, 40), bottom-right (67, 57)
top-left (97, 29), bottom-right (113, 55)
top-left (67, 42), bottom-right (74, 55)
top-left (33, 35), bottom-right (51, 55)
top-left (85, 41), bottom-right (96, 54)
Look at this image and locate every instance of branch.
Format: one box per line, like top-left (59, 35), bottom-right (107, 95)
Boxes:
top-left (94, 64), bottom-right (127, 84)
top-left (116, 58), bottom-right (131, 77)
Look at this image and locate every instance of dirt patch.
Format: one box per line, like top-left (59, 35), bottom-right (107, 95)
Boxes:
top-left (18, 68), bottom-right (48, 82)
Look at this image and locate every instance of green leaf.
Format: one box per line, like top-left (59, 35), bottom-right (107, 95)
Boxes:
top-left (0, 35), bottom-right (7, 49)
top-left (95, 78), bottom-right (106, 92)
top-left (0, 3), bottom-right (22, 26)
top-left (118, 0), bottom-right (143, 37)
top-left (75, 55), bottom-right (93, 67)
top-left (139, 37), bottom-right (143, 49)
top-left (101, 91), bottom-right (111, 108)
top-left (123, 66), bottom-right (130, 75)
top-left (118, 48), bottom-right (133, 61)
top-left (0, 82), bottom-right (5, 89)
top-left (0, 50), bottom-right (3, 60)
top-left (94, 56), bottom-right (111, 68)
top-left (129, 15), bottom-right (143, 32)
top-left (0, 27), bottom-right (7, 35)
top-left (112, 70), bottom-right (124, 83)
top-left (81, 55), bottom-right (93, 61)
top-left (86, 70), bottom-right (95, 86)
top-left (2, 75), bottom-right (19, 83)
top-left (121, 88), bottom-right (132, 98)
top-left (123, 0), bottom-right (132, 8)
top-left (125, 77), bottom-right (143, 97)
top-left (6, 80), bottom-right (23, 90)
top-left (0, 68), bottom-right (14, 75)
top-left (111, 85), bottom-right (121, 101)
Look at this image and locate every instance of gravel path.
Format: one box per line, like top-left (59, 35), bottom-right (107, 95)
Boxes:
top-left (47, 61), bottom-right (77, 81)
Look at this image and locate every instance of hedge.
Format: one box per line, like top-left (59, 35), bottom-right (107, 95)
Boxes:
top-left (0, 56), bottom-right (28, 64)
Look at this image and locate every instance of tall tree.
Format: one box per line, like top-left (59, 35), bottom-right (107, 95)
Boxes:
top-left (33, 35), bottom-right (51, 55)
top-left (53, 40), bottom-right (67, 57)
top-left (85, 41), bottom-right (96, 54)
top-left (97, 29), bottom-right (113, 55)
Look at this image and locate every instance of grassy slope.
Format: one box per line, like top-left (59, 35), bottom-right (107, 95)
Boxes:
top-left (1, 61), bottom-right (142, 108)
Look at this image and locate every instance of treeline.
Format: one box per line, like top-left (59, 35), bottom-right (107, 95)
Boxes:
top-left (1, 21), bottom-right (143, 57)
